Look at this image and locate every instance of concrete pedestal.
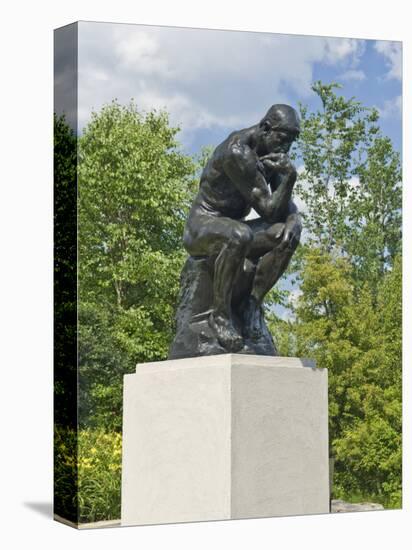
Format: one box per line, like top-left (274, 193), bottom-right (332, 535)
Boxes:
top-left (121, 354), bottom-right (329, 526)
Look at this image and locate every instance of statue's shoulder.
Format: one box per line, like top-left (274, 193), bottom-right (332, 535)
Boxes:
top-left (220, 127), bottom-right (253, 155)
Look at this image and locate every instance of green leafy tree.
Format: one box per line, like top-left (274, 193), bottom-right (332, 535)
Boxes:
top-left (278, 250), bottom-right (402, 507)
top-left (296, 82), bottom-right (401, 290)
top-left (348, 136), bottom-right (402, 287)
top-left (78, 101), bottom-right (197, 429)
top-left (271, 83), bottom-right (402, 507)
top-left (332, 256), bottom-right (402, 507)
top-left (54, 113), bottom-right (78, 522)
top-left (54, 113), bottom-right (78, 427)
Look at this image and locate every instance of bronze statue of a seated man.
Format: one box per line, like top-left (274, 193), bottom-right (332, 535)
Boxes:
top-left (170, 104), bottom-right (301, 358)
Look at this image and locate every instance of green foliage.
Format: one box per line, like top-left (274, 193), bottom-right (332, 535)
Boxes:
top-left (271, 82), bottom-right (402, 508)
top-left (78, 101), bottom-right (197, 429)
top-left (54, 424), bottom-right (77, 522)
top-left (77, 429), bottom-right (122, 522)
top-left (332, 256), bottom-right (402, 508)
top-left (349, 137), bottom-right (402, 287)
top-left (275, 250), bottom-right (402, 508)
top-left (54, 114), bottom-right (78, 428)
top-left (78, 101), bottom-right (196, 306)
top-left (296, 81), bottom-right (401, 291)
top-left (55, 426), bottom-right (122, 523)
top-left (78, 302), bottom-right (130, 431)
top-left (297, 82), bottom-right (375, 251)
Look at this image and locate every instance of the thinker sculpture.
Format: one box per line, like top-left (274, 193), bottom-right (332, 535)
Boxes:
top-left (169, 104), bottom-right (301, 359)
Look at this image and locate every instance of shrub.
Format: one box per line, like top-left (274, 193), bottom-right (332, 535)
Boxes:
top-left (55, 426), bottom-right (122, 523)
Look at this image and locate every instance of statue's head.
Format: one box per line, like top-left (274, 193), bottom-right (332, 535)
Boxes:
top-left (257, 104), bottom-right (300, 155)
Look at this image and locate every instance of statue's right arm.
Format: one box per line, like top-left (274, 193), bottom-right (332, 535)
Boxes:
top-left (222, 142), bottom-right (294, 222)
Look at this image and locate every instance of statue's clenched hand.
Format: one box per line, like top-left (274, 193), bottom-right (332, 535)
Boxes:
top-left (260, 152), bottom-right (297, 179)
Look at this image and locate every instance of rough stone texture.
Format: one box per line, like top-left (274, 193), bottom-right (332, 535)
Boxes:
top-left (331, 500), bottom-right (384, 513)
top-left (168, 257), bottom-right (277, 359)
top-left (121, 354), bottom-right (329, 526)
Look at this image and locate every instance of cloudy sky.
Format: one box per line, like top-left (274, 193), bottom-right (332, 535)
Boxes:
top-left (71, 21), bottom-right (402, 155)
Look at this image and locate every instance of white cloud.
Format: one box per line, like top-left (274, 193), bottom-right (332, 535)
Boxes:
top-left (339, 69), bottom-right (366, 81)
top-left (374, 41), bottom-right (402, 80)
top-left (324, 38), bottom-right (365, 66)
top-left (114, 30), bottom-right (174, 77)
top-left (76, 22), bottom-right (367, 144)
top-left (378, 95), bottom-right (402, 119)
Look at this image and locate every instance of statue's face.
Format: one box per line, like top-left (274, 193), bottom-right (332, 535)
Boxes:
top-left (258, 122), bottom-right (298, 155)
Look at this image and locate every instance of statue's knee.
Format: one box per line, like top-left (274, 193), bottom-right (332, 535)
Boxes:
top-left (230, 224), bottom-right (253, 251)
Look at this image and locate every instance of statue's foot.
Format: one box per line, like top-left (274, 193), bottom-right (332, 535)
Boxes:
top-left (241, 296), bottom-right (264, 341)
top-left (239, 342), bottom-right (256, 354)
top-left (209, 312), bottom-right (243, 352)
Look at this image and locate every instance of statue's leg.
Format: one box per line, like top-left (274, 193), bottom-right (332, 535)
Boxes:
top-left (184, 213), bottom-right (253, 351)
top-left (241, 219), bottom-right (299, 339)
top-left (251, 245), bottom-right (296, 303)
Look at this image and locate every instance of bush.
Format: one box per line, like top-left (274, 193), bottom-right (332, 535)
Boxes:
top-left (55, 426), bottom-right (122, 523)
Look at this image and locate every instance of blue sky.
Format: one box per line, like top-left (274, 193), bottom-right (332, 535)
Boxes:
top-left (74, 22), bottom-right (402, 155)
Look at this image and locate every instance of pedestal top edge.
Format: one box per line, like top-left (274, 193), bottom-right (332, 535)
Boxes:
top-left (129, 354), bottom-right (318, 374)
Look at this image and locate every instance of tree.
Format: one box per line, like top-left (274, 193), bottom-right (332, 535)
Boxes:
top-left (54, 113), bottom-right (77, 428)
top-left (78, 101), bottom-right (197, 429)
top-left (296, 81), bottom-right (401, 291)
top-left (277, 250), bottom-right (402, 507)
top-left (54, 113), bottom-right (78, 522)
top-left (270, 82), bottom-right (402, 507)
top-left (348, 136), bottom-right (402, 288)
